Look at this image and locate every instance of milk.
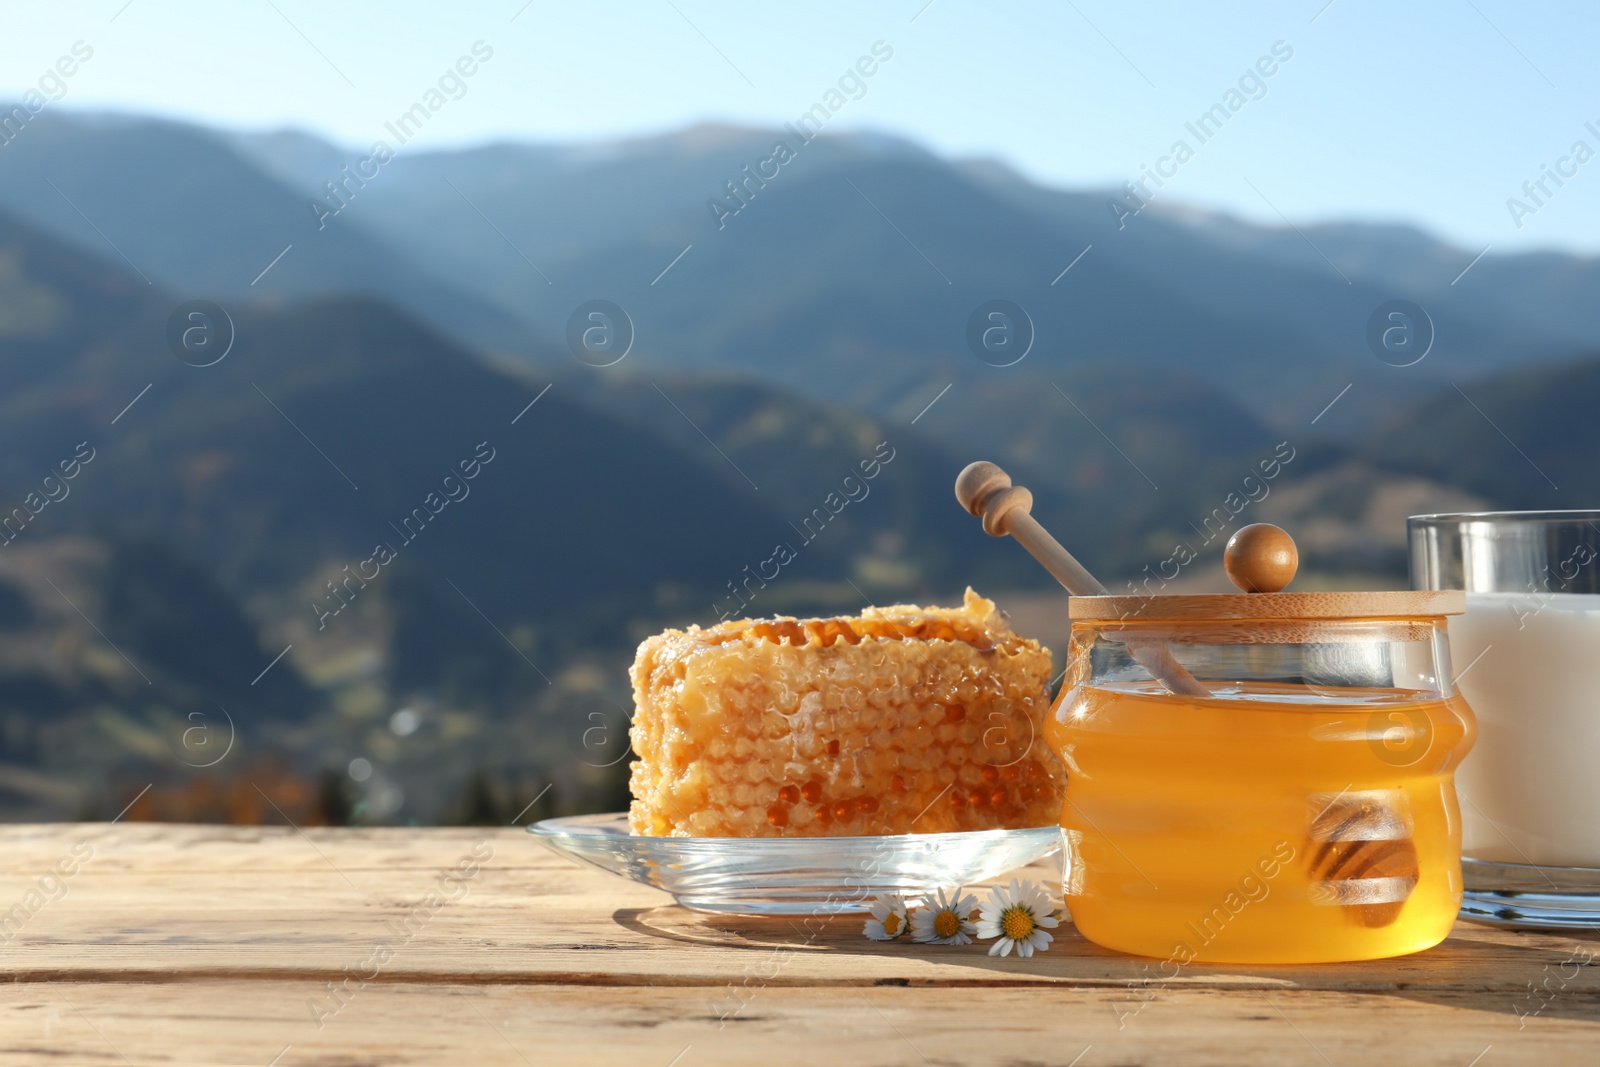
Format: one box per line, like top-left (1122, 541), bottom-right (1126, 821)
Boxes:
top-left (1450, 591), bottom-right (1600, 867)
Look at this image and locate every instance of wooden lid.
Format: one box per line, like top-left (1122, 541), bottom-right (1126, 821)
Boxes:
top-left (1072, 523), bottom-right (1465, 620)
top-left (1069, 589), bottom-right (1466, 621)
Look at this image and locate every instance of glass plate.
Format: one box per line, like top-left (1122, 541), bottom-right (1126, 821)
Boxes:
top-left (530, 812), bottom-right (1063, 915)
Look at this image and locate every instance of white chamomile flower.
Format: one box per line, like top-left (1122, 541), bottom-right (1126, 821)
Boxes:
top-left (910, 887), bottom-right (978, 946)
top-left (863, 892), bottom-right (910, 941)
top-left (977, 878), bottom-right (1060, 958)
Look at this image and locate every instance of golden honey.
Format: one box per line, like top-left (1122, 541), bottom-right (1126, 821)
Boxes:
top-left (1048, 680), bottom-right (1476, 963)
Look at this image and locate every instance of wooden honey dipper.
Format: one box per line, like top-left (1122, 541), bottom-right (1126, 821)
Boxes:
top-left (954, 461), bottom-right (1210, 697)
top-left (1307, 792), bottom-right (1420, 928)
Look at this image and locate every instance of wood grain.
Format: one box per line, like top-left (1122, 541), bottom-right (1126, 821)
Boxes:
top-left (1069, 590), bottom-right (1466, 621)
top-left (0, 824), bottom-right (1594, 1065)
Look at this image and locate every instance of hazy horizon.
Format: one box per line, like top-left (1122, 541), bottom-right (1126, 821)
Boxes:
top-left (13, 103), bottom-right (1598, 265)
top-left (5, 1), bottom-right (1598, 254)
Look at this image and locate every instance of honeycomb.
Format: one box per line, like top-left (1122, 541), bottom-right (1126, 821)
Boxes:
top-left (628, 589), bottom-right (1063, 837)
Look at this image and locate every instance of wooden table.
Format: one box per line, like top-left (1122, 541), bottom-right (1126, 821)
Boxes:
top-left (0, 824), bottom-right (1594, 1065)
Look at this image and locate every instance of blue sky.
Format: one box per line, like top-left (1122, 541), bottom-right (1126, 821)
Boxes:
top-left (5, 0), bottom-right (1598, 253)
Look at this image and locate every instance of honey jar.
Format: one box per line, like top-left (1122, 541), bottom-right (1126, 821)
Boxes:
top-left (1047, 525), bottom-right (1477, 963)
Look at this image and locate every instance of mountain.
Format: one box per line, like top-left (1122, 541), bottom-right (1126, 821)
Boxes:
top-left (0, 112), bottom-right (534, 357)
top-left (232, 122), bottom-right (1600, 430)
top-left (1152, 213), bottom-right (1600, 345)
top-left (11, 110), bottom-right (1595, 456)
top-left (0, 203), bottom-right (816, 631)
top-left (1365, 354), bottom-right (1600, 508)
top-left (970, 173), bottom-right (1598, 385)
top-left (238, 124), bottom-right (1360, 411)
top-left (0, 534), bottom-right (322, 815)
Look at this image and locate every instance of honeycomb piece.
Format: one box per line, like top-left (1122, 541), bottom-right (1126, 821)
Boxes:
top-left (628, 589), bottom-right (1063, 837)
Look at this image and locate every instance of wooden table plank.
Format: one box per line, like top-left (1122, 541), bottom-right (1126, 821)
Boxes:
top-left (0, 825), bottom-right (1595, 1064)
top-left (1, 981), bottom-right (1594, 1067)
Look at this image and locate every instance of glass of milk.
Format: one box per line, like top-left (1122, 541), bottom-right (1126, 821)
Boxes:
top-left (1410, 511), bottom-right (1600, 927)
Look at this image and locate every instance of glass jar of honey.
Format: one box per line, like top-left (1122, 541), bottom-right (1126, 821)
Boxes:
top-left (1046, 526), bottom-right (1476, 964)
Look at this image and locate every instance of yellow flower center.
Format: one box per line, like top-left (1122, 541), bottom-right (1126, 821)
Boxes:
top-left (1001, 906), bottom-right (1035, 941)
top-left (883, 912), bottom-right (902, 936)
top-left (933, 910), bottom-right (961, 939)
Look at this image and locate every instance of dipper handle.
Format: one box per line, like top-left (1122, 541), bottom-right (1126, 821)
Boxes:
top-left (955, 461), bottom-right (1108, 596)
top-left (955, 461), bottom-right (1211, 699)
